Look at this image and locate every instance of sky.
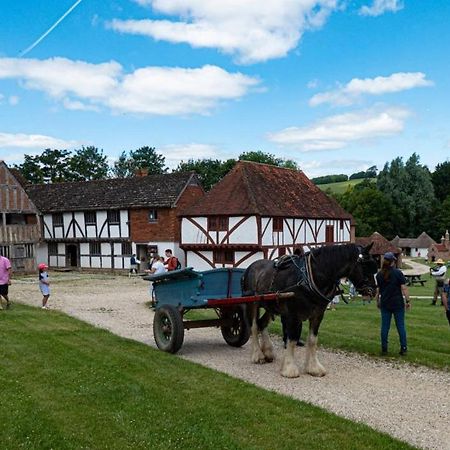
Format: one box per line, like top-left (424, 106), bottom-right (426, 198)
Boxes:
top-left (0, 0), bottom-right (449, 177)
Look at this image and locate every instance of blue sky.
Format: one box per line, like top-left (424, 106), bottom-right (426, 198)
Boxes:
top-left (0, 0), bottom-right (449, 177)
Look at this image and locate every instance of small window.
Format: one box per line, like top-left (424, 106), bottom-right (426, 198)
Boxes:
top-left (122, 242), bottom-right (132, 256)
top-left (325, 225), bottom-right (334, 244)
top-left (213, 249), bottom-right (235, 264)
top-left (148, 209), bottom-right (158, 222)
top-left (0, 246), bottom-right (10, 258)
top-left (53, 213), bottom-right (63, 226)
top-left (48, 242), bottom-right (58, 256)
top-left (85, 211), bottom-right (97, 225)
top-left (107, 210), bottom-right (120, 224)
top-left (89, 242), bottom-right (101, 255)
top-left (273, 217), bottom-right (283, 232)
top-left (339, 220), bottom-right (344, 230)
top-left (13, 245), bottom-right (25, 258)
top-left (208, 216), bottom-right (228, 231)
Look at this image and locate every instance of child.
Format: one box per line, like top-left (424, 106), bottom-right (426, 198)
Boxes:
top-left (38, 263), bottom-right (50, 309)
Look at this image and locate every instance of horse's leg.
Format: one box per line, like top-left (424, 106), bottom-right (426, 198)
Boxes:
top-left (304, 311), bottom-right (326, 377)
top-left (280, 312), bottom-right (301, 378)
top-left (258, 311), bottom-right (274, 362)
top-left (249, 303), bottom-right (266, 364)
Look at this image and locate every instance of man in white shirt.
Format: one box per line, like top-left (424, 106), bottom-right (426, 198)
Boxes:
top-left (149, 256), bottom-right (166, 275)
top-left (430, 259), bottom-right (447, 305)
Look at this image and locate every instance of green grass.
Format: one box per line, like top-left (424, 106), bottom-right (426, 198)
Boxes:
top-left (316, 178), bottom-right (376, 195)
top-left (0, 305), bottom-right (414, 450)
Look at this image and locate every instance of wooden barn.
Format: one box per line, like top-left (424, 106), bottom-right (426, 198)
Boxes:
top-left (0, 161), bottom-right (41, 272)
top-left (26, 172), bottom-right (203, 271)
top-left (179, 161), bottom-right (355, 270)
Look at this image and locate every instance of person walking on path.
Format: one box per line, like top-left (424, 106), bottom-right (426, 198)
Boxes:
top-left (129, 254), bottom-right (140, 277)
top-left (38, 263), bottom-right (51, 310)
top-left (375, 252), bottom-right (411, 356)
top-left (430, 259), bottom-right (447, 305)
top-left (0, 254), bottom-right (12, 310)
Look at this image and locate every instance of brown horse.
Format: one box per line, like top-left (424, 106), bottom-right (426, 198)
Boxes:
top-left (241, 243), bottom-right (377, 377)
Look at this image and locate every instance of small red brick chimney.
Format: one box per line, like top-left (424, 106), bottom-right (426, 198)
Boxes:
top-left (135, 168), bottom-right (148, 177)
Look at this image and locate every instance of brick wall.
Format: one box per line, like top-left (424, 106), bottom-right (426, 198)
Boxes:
top-left (129, 185), bottom-right (204, 243)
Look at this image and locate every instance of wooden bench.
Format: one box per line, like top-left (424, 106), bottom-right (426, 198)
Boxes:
top-left (405, 275), bottom-right (427, 286)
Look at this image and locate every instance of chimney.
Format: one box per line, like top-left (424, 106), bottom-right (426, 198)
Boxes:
top-left (135, 168), bottom-right (148, 177)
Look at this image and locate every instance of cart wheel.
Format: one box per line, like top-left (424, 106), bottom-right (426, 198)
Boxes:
top-left (153, 305), bottom-right (184, 353)
top-left (220, 305), bottom-right (250, 347)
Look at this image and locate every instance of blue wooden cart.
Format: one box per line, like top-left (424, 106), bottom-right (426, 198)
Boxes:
top-left (143, 267), bottom-right (291, 353)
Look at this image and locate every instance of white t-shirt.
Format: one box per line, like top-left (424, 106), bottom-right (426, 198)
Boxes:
top-left (151, 260), bottom-right (166, 275)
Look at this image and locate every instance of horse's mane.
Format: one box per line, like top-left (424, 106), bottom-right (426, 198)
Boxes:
top-left (310, 244), bottom-right (360, 277)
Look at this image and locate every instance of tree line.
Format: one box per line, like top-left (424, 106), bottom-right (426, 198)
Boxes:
top-left (14, 147), bottom-right (450, 240)
top-left (312, 166), bottom-right (377, 185)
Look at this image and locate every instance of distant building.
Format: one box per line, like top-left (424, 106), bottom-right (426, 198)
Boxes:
top-left (428, 230), bottom-right (450, 263)
top-left (356, 231), bottom-right (402, 267)
top-left (391, 232), bottom-right (436, 258)
top-left (0, 161), bottom-right (40, 272)
top-left (179, 161), bottom-right (355, 270)
top-left (26, 172), bottom-right (203, 271)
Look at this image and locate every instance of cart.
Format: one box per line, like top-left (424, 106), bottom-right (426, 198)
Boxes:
top-left (143, 267), bottom-right (293, 354)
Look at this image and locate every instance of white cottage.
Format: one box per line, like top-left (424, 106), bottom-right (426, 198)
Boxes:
top-left (180, 161), bottom-right (355, 270)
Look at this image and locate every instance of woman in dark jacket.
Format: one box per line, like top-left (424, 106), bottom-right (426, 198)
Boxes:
top-left (375, 252), bottom-right (411, 355)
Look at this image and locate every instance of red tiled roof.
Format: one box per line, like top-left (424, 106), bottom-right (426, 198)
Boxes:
top-left (181, 161), bottom-right (353, 219)
top-left (356, 232), bottom-right (401, 255)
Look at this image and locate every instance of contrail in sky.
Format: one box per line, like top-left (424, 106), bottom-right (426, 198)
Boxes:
top-left (19, 0), bottom-right (84, 57)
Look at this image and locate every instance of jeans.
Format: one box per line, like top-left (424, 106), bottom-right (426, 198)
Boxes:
top-left (380, 307), bottom-right (407, 351)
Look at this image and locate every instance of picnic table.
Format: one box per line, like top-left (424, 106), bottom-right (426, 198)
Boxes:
top-left (404, 274), bottom-right (427, 286)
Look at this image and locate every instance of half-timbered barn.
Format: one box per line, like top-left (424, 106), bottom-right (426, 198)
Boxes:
top-left (179, 161), bottom-right (355, 270)
top-left (26, 172), bottom-right (203, 271)
top-left (0, 161), bottom-right (40, 272)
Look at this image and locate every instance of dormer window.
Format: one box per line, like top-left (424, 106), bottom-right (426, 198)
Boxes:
top-left (148, 209), bottom-right (158, 222)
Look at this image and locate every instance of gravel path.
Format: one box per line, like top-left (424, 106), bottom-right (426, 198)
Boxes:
top-left (11, 273), bottom-right (450, 450)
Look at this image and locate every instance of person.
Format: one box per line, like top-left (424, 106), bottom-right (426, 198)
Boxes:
top-left (443, 279), bottom-right (450, 326)
top-left (0, 254), bottom-right (12, 310)
top-left (375, 252), bottom-right (410, 356)
top-left (129, 254), bottom-right (140, 277)
top-left (164, 249), bottom-right (180, 271)
top-left (145, 255), bottom-right (166, 306)
top-left (430, 259), bottom-right (447, 305)
top-left (38, 263), bottom-right (50, 310)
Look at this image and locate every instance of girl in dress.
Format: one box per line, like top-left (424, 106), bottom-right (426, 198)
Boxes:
top-left (38, 263), bottom-right (50, 309)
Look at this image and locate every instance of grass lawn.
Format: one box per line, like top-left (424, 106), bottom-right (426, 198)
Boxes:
top-left (316, 178), bottom-right (376, 195)
top-left (0, 305), bottom-right (414, 450)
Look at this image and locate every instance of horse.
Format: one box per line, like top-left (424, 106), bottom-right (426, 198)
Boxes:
top-left (241, 243), bottom-right (377, 378)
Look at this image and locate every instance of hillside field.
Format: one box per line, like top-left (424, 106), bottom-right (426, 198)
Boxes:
top-left (316, 178), bottom-right (376, 195)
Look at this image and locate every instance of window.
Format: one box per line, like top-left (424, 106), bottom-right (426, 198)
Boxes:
top-left (53, 213), bottom-right (63, 226)
top-left (278, 247), bottom-right (286, 257)
top-left (339, 220), bottom-right (344, 230)
top-left (213, 249), bottom-right (235, 264)
top-left (273, 217), bottom-right (284, 232)
top-left (48, 242), bottom-right (58, 256)
top-left (208, 216), bottom-right (228, 231)
top-left (107, 210), bottom-right (120, 224)
top-left (122, 242), bottom-right (132, 256)
top-left (325, 225), bottom-right (334, 244)
top-left (89, 242), bottom-right (101, 255)
top-left (85, 211), bottom-right (97, 225)
top-left (148, 209), bottom-right (158, 222)
top-left (0, 246), bottom-right (10, 258)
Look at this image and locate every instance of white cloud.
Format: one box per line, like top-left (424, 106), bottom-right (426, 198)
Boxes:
top-left (8, 95), bottom-right (19, 106)
top-left (267, 106), bottom-right (411, 151)
top-left (0, 57), bottom-right (259, 115)
top-left (359, 0), bottom-right (403, 17)
top-left (310, 72), bottom-right (433, 107)
top-left (161, 143), bottom-right (219, 168)
top-left (299, 158), bottom-right (374, 177)
top-left (111, 0), bottom-right (340, 64)
top-left (0, 132), bottom-right (79, 149)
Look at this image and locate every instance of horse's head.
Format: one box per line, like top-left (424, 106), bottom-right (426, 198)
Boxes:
top-left (348, 243), bottom-right (378, 297)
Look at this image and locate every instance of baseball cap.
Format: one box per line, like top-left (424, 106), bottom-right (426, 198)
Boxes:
top-left (383, 252), bottom-right (397, 261)
top-left (38, 263), bottom-right (48, 270)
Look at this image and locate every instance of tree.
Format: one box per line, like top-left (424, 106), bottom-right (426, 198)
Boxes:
top-left (312, 174), bottom-right (348, 184)
top-left (238, 150), bottom-right (298, 170)
top-left (431, 160), bottom-right (450, 202)
top-left (35, 148), bottom-right (72, 183)
top-left (68, 146), bottom-right (109, 181)
top-left (112, 146), bottom-right (167, 178)
top-left (14, 154), bottom-right (44, 184)
top-left (174, 158), bottom-right (236, 191)
top-left (377, 153), bottom-right (436, 236)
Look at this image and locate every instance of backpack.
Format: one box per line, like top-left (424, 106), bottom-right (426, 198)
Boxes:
top-left (175, 258), bottom-right (182, 270)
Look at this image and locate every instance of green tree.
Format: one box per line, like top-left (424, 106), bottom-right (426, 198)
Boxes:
top-left (14, 154), bottom-right (44, 184)
top-left (431, 160), bottom-right (450, 202)
top-left (175, 158), bottom-right (236, 191)
top-left (238, 150), bottom-right (298, 170)
top-left (35, 149), bottom-right (72, 183)
top-left (68, 146), bottom-right (109, 181)
top-left (377, 153), bottom-right (435, 236)
top-left (112, 146), bottom-right (167, 177)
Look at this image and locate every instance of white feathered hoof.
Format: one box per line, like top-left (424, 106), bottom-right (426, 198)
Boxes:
top-left (252, 349), bottom-right (267, 364)
top-left (281, 361), bottom-right (300, 378)
top-left (305, 362), bottom-right (327, 377)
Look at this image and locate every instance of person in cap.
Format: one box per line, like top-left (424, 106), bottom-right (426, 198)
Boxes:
top-left (0, 253), bottom-right (12, 310)
top-left (375, 252), bottom-right (410, 356)
top-left (38, 263), bottom-right (50, 310)
top-left (430, 259), bottom-right (447, 306)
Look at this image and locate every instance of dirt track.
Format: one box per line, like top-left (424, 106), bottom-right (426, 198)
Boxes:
top-left (11, 272), bottom-right (450, 450)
